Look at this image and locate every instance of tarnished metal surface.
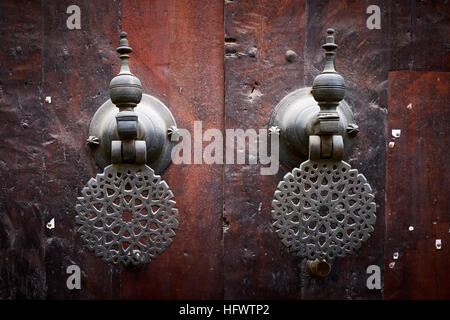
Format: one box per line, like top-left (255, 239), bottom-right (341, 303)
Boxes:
top-left (307, 259), bottom-right (331, 277)
top-left (79, 31), bottom-right (180, 268)
top-left (88, 94), bottom-right (177, 173)
top-left (272, 160), bottom-right (376, 261)
top-left (271, 28), bottom-right (375, 271)
top-left (269, 87), bottom-right (356, 166)
top-left (88, 31), bottom-right (177, 173)
top-left (311, 29), bottom-right (345, 136)
top-left (75, 164), bottom-right (178, 267)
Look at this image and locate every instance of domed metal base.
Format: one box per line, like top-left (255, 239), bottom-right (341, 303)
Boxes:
top-left (88, 94), bottom-right (177, 174)
top-left (269, 87), bottom-right (357, 168)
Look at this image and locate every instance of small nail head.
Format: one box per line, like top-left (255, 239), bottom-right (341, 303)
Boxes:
top-left (388, 141), bottom-right (395, 148)
top-left (285, 50), bottom-right (297, 62)
top-left (168, 126), bottom-right (181, 142)
top-left (45, 96), bottom-right (52, 103)
top-left (86, 136), bottom-right (100, 145)
top-left (268, 126), bottom-right (280, 136)
top-left (408, 226), bottom-right (414, 231)
top-left (346, 123), bottom-right (359, 135)
top-left (248, 46), bottom-right (258, 58)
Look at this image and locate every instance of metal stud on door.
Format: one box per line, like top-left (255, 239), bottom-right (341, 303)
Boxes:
top-left (75, 32), bottom-right (179, 268)
top-left (270, 29), bottom-right (376, 276)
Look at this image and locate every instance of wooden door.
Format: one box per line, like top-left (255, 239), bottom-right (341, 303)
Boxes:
top-left (0, 0), bottom-right (448, 299)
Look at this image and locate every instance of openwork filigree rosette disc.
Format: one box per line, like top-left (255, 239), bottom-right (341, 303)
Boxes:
top-left (75, 164), bottom-right (178, 267)
top-left (271, 160), bottom-right (376, 261)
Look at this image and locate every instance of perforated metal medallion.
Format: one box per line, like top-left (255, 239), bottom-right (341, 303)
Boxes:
top-left (75, 164), bottom-right (178, 267)
top-left (271, 160), bottom-right (376, 261)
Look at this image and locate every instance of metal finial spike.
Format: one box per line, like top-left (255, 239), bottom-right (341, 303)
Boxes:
top-left (109, 31), bottom-right (142, 109)
top-left (116, 31), bottom-right (133, 76)
top-left (311, 27), bottom-right (345, 129)
top-left (117, 31), bottom-right (132, 57)
top-left (321, 29), bottom-right (338, 74)
top-left (326, 28), bottom-right (335, 41)
top-left (327, 28), bottom-right (334, 40)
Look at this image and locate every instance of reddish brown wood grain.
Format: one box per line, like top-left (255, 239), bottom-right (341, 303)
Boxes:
top-left (40, 0), bottom-right (122, 299)
top-left (388, 0), bottom-right (450, 71)
top-left (224, 0), bottom-right (307, 299)
top-left (0, 0), bottom-right (122, 299)
top-left (0, 0), bottom-right (448, 300)
top-left (120, 0), bottom-right (224, 299)
top-left (0, 0), bottom-right (45, 299)
top-left (385, 71), bottom-right (449, 300)
top-left (122, 0), bottom-right (169, 105)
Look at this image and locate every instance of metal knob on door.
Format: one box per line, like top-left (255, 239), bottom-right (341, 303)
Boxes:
top-left (75, 32), bottom-right (179, 267)
top-left (270, 29), bottom-right (376, 277)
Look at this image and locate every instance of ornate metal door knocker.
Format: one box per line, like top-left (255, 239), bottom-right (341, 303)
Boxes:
top-left (269, 29), bottom-right (376, 277)
top-left (75, 32), bottom-right (179, 268)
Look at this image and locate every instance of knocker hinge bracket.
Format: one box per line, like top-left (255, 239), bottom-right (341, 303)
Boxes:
top-left (111, 110), bottom-right (147, 164)
top-left (111, 140), bottom-right (147, 164)
top-left (309, 134), bottom-right (343, 161)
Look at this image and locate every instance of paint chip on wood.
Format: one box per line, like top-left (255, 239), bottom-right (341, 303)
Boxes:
top-left (392, 129), bottom-right (401, 138)
top-left (46, 218), bottom-right (55, 229)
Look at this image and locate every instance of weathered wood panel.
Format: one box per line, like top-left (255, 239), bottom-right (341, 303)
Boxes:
top-left (301, 0), bottom-right (388, 300)
top-left (388, 0), bottom-right (450, 71)
top-left (120, 0), bottom-right (225, 299)
top-left (40, 0), bottom-right (122, 299)
top-left (0, 0), bottom-right (448, 300)
top-left (385, 71), bottom-right (449, 300)
top-left (224, 0), bottom-right (388, 299)
top-left (224, 0), bottom-right (308, 299)
top-left (0, 0), bottom-right (122, 299)
top-left (0, 0), bottom-right (45, 299)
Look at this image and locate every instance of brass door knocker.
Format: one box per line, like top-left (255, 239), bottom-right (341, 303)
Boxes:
top-left (270, 29), bottom-right (376, 277)
top-left (75, 32), bottom-right (179, 268)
